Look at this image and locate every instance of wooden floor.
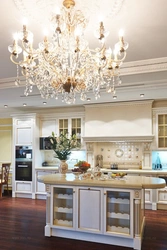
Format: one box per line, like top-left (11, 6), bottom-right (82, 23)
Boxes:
top-left (0, 194), bottom-right (167, 250)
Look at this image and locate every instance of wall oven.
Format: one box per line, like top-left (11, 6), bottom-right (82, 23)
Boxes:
top-left (15, 161), bottom-right (32, 181)
top-left (15, 146), bottom-right (32, 181)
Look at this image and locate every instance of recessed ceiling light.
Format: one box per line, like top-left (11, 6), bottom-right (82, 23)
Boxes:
top-left (4, 105), bottom-right (8, 108)
top-left (140, 94), bottom-right (144, 97)
top-left (23, 103), bottom-right (27, 106)
top-left (87, 98), bottom-right (91, 102)
top-left (43, 102), bottom-right (47, 105)
top-left (113, 95), bottom-right (117, 100)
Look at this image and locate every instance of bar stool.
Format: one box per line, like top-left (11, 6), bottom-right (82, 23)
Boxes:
top-left (0, 163), bottom-right (11, 197)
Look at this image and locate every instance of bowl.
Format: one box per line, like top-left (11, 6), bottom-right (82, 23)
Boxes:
top-left (73, 172), bottom-right (81, 178)
top-left (79, 166), bottom-right (90, 173)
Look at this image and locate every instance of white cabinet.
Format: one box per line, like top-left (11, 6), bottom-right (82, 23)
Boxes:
top-left (77, 187), bottom-right (102, 233)
top-left (12, 114), bottom-right (41, 199)
top-left (15, 181), bottom-right (32, 193)
top-left (41, 120), bottom-right (57, 137)
top-left (35, 170), bottom-right (58, 197)
top-left (52, 186), bottom-right (75, 229)
top-left (104, 189), bottom-right (132, 236)
top-left (45, 184), bottom-right (144, 250)
top-left (40, 115), bottom-right (84, 146)
top-left (157, 187), bottom-right (167, 203)
top-left (145, 189), bottom-right (152, 203)
top-left (15, 119), bottom-right (33, 145)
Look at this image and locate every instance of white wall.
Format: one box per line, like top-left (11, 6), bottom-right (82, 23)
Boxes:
top-left (85, 101), bottom-right (153, 137)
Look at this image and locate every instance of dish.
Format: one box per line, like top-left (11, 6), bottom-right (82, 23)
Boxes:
top-left (73, 172), bottom-right (81, 178)
top-left (115, 149), bottom-right (124, 158)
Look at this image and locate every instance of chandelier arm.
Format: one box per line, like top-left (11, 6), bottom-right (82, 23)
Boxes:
top-left (10, 54), bottom-right (21, 65)
top-left (21, 40), bottom-right (40, 59)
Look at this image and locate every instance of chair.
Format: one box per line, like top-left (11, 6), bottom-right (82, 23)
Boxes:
top-left (0, 163), bottom-right (11, 197)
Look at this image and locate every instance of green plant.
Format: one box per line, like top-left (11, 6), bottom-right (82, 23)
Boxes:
top-left (48, 131), bottom-right (80, 160)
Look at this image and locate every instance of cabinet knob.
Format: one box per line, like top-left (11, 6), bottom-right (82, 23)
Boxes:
top-left (104, 193), bottom-right (106, 195)
top-left (88, 188), bottom-right (90, 190)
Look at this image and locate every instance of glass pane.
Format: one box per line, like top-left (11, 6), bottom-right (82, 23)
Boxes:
top-left (106, 191), bottom-right (130, 235)
top-left (158, 126), bottom-right (165, 136)
top-left (59, 120), bottom-right (63, 128)
top-left (53, 187), bottom-right (73, 228)
top-left (158, 138), bottom-right (165, 148)
top-left (64, 119), bottom-right (68, 128)
top-left (165, 138), bottom-right (167, 148)
top-left (158, 115), bottom-right (164, 125)
top-left (165, 115), bottom-right (167, 124)
top-left (72, 119), bottom-right (76, 127)
top-left (77, 118), bottom-right (81, 127)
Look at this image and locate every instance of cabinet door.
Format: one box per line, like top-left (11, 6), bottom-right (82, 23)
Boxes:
top-left (145, 189), bottom-right (152, 203)
top-left (158, 114), bottom-right (167, 148)
top-left (41, 120), bottom-right (57, 137)
top-left (59, 119), bottom-right (68, 135)
top-left (16, 127), bottom-right (32, 145)
top-left (157, 188), bottom-right (167, 203)
top-left (71, 118), bottom-right (81, 144)
top-left (77, 187), bottom-right (102, 232)
top-left (15, 181), bottom-right (32, 192)
top-left (104, 190), bottom-right (131, 235)
top-left (52, 186), bottom-right (74, 229)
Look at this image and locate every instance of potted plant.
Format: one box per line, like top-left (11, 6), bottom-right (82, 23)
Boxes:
top-left (49, 131), bottom-right (80, 174)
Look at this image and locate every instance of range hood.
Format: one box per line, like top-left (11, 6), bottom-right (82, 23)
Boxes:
top-left (82, 135), bottom-right (154, 143)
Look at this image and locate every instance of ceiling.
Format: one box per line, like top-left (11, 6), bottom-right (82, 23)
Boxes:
top-left (0, 0), bottom-right (167, 117)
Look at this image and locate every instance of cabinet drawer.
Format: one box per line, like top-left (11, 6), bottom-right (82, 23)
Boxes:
top-left (15, 181), bottom-right (32, 192)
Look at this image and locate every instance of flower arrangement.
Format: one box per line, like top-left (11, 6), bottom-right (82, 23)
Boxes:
top-left (48, 131), bottom-right (80, 160)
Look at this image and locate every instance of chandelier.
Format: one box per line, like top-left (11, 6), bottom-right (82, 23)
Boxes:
top-left (8, 0), bottom-right (128, 104)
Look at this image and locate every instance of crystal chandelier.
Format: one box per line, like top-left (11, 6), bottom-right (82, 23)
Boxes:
top-left (8, 0), bottom-right (128, 104)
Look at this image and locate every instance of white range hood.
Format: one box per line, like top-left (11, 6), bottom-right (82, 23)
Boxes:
top-left (82, 135), bottom-right (154, 143)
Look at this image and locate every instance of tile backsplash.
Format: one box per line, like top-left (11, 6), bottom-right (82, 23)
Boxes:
top-left (95, 142), bottom-right (143, 169)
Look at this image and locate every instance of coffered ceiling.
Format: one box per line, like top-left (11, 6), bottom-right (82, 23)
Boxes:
top-left (0, 0), bottom-right (167, 117)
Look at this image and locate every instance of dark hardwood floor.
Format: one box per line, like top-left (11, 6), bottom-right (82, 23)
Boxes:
top-left (0, 194), bottom-right (167, 250)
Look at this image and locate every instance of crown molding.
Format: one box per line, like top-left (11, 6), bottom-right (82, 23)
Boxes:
top-left (121, 57), bottom-right (167, 76)
top-left (84, 100), bottom-right (154, 109)
top-left (0, 58), bottom-right (167, 90)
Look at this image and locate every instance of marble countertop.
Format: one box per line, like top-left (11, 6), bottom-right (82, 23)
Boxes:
top-left (37, 173), bottom-right (166, 189)
top-left (35, 167), bottom-right (167, 175)
top-left (101, 168), bottom-right (167, 175)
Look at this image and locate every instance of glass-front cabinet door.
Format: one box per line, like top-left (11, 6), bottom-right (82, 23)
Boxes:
top-left (104, 189), bottom-right (132, 236)
top-left (52, 186), bottom-right (74, 229)
top-left (158, 114), bottom-right (167, 148)
top-left (59, 119), bottom-right (68, 135)
top-left (71, 118), bottom-right (81, 144)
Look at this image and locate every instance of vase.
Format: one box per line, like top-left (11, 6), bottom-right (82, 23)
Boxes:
top-left (59, 160), bottom-right (68, 174)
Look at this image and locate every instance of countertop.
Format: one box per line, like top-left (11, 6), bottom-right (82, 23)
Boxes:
top-left (101, 168), bottom-right (167, 175)
top-left (37, 173), bottom-right (166, 189)
top-left (35, 167), bottom-right (167, 175)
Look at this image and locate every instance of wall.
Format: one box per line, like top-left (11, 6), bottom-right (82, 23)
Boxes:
top-left (84, 101), bottom-right (153, 137)
top-left (0, 118), bottom-right (12, 163)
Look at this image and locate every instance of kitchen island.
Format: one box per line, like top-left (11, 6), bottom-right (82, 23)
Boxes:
top-left (38, 173), bottom-right (165, 250)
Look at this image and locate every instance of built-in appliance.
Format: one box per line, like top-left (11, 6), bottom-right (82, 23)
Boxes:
top-left (40, 137), bottom-right (53, 150)
top-left (15, 146), bottom-right (32, 181)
